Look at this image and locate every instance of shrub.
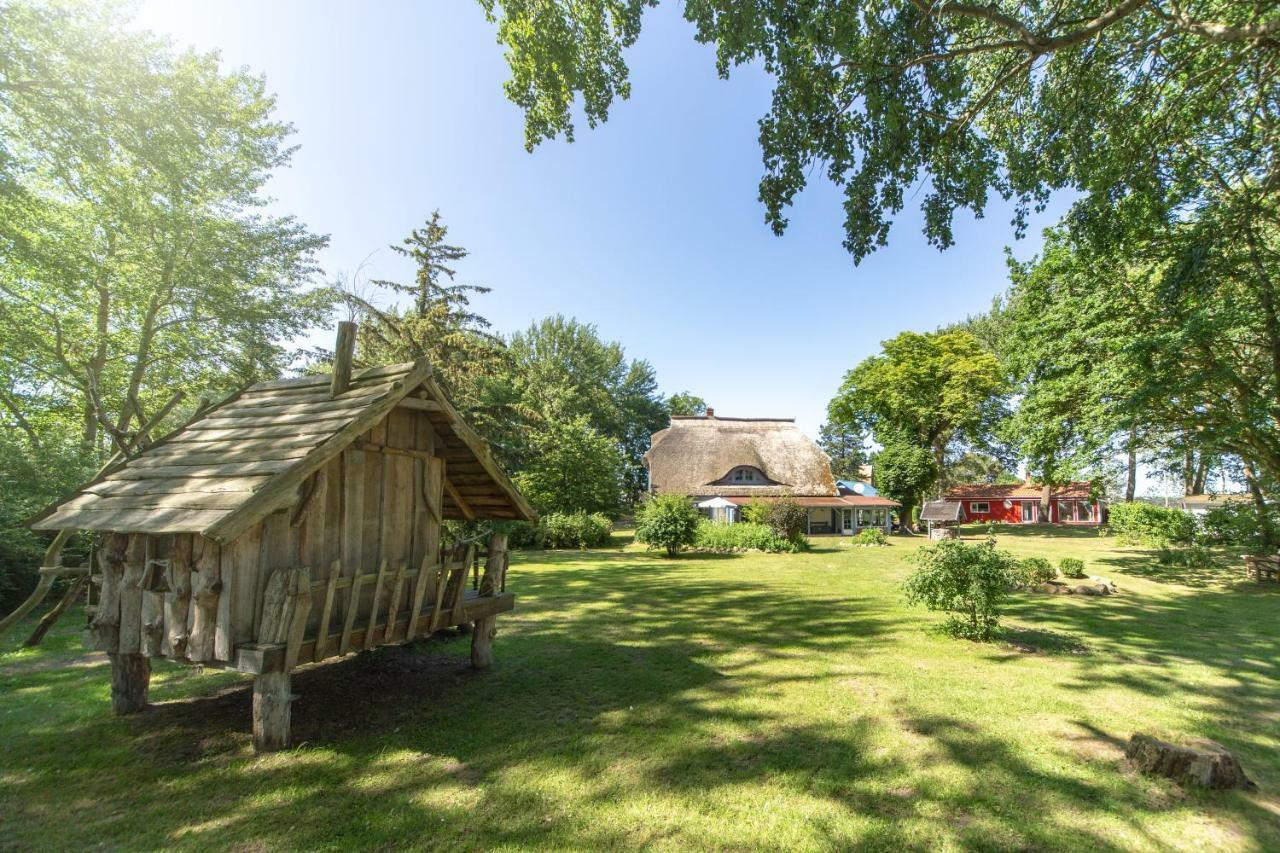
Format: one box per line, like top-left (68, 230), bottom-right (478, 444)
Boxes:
top-left (767, 496), bottom-right (808, 542)
top-left (853, 528), bottom-right (888, 546)
top-left (694, 521), bottom-right (800, 553)
top-left (1199, 501), bottom-right (1280, 548)
top-left (903, 538), bottom-right (1021, 640)
top-left (505, 521), bottom-right (546, 550)
top-left (1018, 556), bottom-right (1056, 585)
top-left (740, 500), bottom-right (771, 525)
top-left (1107, 501), bottom-right (1196, 545)
top-left (1059, 557), bottom-right (1087, 579)
top-left (635, 494), bottom-right (701, 556)
top-left (542, 512), bottom-right (613, 549)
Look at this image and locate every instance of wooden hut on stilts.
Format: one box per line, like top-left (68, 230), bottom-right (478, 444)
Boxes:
top-left (27, 322), bottom-right (536, 752)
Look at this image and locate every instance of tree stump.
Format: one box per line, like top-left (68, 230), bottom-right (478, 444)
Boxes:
top-left (253, 671), bottom-right (292, 753)
top-left (1125, 734), bottom-right (1256, 790)
top-left (471, 615), bottom-right (496, 669)
top-left (109, 653), bottom-right (150, 714)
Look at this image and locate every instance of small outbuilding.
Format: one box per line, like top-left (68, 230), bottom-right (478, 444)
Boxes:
top-left (921, 500), bottom-right (964, 540)
top-left (30, 323), bottom-right (535, 751)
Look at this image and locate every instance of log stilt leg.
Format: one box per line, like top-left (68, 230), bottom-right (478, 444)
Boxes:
top-left (109, 653), bottom-right (150, 714)
top-left (253, 670), bottom-right (292, 753)
top-left (470, 615), bottom-right (496, 669)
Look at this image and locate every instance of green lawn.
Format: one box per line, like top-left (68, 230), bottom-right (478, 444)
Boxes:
top-left (2, 527), bottom-right (1278, 850)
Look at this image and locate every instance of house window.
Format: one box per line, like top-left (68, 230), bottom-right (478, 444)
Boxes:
top-left (1061, 501), bottom-right (1091, 522)
top-left (731, 467), bottom-right (758, 482)
top-left (970, 501), bottom-right (990, 514)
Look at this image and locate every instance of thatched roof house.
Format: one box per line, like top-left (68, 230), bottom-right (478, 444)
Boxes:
top-left (644, 410), bottom-right (897, 535)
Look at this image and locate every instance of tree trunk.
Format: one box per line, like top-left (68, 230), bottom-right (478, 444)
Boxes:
top-left (109, 653), bottom-right (150, 714)
top-left (23, 576), bottom-right (85, 648)
top-left (1192, 455), bottom-right (1209, 496)
top-left (1183, 445), bottom-right (1195, 496)
top-left (1241, 460), bottom-right (1277, 552)
top-left (1040, 483), bottom-right (1052, 522)
top-left (1125, 425), bottom-right (1138, 502)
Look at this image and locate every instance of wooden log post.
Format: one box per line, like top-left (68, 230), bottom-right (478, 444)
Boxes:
top-left (253, 670), bottom-right (291, 752)
top-left (471, 534), bottom-right (507, 669)
top-left (90, 533), bottom-right (129, 652)
top-left (252, 566), bottom-right (312, 752)
top-left (188, 537), bottom-right (222, 662)
top-left (470, 615), bottom-right (496, 669)
top-left (330, 320), bottom-right (357, 398)
top-left (163, 536), bottom-right (193, 659)
top-left (109, 652), bottom-right (150, 714)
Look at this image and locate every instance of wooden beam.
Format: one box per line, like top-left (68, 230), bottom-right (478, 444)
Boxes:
top-left (330, 320), bottom-right (357, 398)
top-left (356, 441), bottom-right (436, 462)
top-left (395, 397), bottom-right (443, 412)
top-left (443, 478), bottom-right (476, 521)
top-left (313, 560), bottom-right (341, 662)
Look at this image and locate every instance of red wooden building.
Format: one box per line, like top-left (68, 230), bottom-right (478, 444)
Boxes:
top-left (943, 482), bottom-right (1104, 526)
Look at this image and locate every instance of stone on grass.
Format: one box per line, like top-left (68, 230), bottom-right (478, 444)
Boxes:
top-left (1125, 733), bottom-right (1256, 790)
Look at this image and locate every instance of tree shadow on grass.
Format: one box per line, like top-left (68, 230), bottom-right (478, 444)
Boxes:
top-left (1, 558), bottom-right (902, 849)
top-left (1094, 549), bottom-right (1268, 590)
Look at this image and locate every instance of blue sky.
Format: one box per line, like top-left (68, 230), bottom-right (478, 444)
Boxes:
top-left (135, 0), bottom-right (1074, 442)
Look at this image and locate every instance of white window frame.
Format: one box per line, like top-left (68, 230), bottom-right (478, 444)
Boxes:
top-left (970, 501), bottom-right (990, 514)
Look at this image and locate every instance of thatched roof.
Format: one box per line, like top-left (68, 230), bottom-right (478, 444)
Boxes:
top-left (921, 500), bottom-right (963, 523)
top-left (32, 359), bottom-right (535, 542)
top-left (644, 415), bottom-right (838, 497)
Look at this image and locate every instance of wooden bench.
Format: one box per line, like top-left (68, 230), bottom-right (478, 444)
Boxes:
top-left (1243, 555), bottom-right (1279, 582)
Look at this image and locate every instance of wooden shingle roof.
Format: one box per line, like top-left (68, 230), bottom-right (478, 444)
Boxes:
top-left (32, 359), bottom-right (535, 542)
top-left (921, 500), bottom-right (964, 523)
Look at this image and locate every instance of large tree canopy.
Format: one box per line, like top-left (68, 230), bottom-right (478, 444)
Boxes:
top-left (829, 329), bottom-right (1004, 474)
top-left (480, 0), bottom-right (1279, 261)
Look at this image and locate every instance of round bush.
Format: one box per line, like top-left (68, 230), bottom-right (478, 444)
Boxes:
top-left (635, 494), bottom-right (701, 556)
top-left (904, 539), bottom-right (1021, 641)
top-left (1059, 557), bottom-right (1086, 579)
top-left (1019, 556), bottom-right (1056, 585)
top-left (853, 528), bottom-right (888, 546)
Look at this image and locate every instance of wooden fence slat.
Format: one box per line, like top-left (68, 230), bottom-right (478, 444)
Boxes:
top-left (339, 563), bottom-right (365, 655)
top-left (314, 560), bottom-right (341, 662)
top-left (384, 564), bottom-right (407, 644)
top-left (364, 560), bottom-right (390, 650)
top-left (406, 557), bottom-right (436, 641)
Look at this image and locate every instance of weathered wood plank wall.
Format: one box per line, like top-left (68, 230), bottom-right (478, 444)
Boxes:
top-left (85, 405), bottom-right (461, 668)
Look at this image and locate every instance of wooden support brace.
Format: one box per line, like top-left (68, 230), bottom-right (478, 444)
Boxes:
top-left (443, 478), bottom-right (475, 520)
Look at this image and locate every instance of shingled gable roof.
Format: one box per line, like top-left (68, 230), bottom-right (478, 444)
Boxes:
top-left (644, 415), bottom-right (839, 497)
top-left (32, 359), bottom-right (535, 542)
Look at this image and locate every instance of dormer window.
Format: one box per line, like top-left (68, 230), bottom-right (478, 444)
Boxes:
top-left (731, 466), bottom-right (759, 483)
